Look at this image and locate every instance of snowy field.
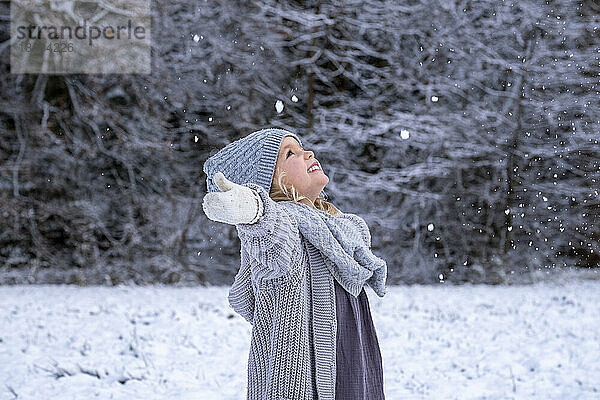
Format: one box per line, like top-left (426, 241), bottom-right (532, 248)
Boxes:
top-left (1, 278), bottom-right (599, 400)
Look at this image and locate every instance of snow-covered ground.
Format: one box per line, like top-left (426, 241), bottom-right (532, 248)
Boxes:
top-left (1, 279), bottom-right (599, 400)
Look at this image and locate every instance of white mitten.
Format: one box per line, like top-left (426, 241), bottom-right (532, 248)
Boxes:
top-left (202, 172), bottom-right (264, 225)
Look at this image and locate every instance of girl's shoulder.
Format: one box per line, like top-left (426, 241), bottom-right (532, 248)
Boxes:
top-left (335, 211), bottom-right (372, 245)
top-left (336, 210), bottom-right (367, 225)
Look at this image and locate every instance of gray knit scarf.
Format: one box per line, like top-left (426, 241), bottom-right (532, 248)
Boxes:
top-left (280, 201), bottom-right (387, 298)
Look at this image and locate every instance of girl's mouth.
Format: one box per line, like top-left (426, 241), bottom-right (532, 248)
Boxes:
top-left (307, 163), bottom-right (321, 173)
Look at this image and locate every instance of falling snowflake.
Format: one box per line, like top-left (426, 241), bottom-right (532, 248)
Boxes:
top-left (275, 100), bottom-right (284, 113)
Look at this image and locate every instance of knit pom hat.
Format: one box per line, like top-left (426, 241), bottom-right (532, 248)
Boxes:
top-left (203, 127), bottom-right (309, 195)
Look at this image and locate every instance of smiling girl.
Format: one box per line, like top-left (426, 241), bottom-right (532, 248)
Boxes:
top-left (202, 127), bottom-right (387, 400)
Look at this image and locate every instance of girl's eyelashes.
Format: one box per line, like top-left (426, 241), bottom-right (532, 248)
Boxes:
top-left (285, 147), bottom-right (305, 159)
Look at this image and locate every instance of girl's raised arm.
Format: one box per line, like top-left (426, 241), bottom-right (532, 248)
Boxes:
top-left (202, 172), bottom-right (302, 283)
top-left (235, 182), bottom-right (302, 282)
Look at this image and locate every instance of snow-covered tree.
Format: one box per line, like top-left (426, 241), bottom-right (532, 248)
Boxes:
top-left (0, 0), bottom-right (597, 285)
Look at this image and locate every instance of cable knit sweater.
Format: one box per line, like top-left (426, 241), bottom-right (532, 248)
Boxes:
top-left (227, 183), bottom-right (387, 400)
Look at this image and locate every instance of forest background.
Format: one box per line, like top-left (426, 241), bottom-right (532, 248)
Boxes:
top-left (1, 0), bottom-right (598, 286)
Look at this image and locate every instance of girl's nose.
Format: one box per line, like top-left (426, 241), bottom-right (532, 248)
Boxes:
top-left (304, 150), bottom-right (314, 159)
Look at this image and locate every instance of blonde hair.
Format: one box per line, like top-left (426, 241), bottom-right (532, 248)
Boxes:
top-left (269, 168), bottom-right (341, 217)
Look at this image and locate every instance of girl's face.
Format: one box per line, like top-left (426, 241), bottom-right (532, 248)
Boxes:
top-left (274, 136), bottom-right (329, 203)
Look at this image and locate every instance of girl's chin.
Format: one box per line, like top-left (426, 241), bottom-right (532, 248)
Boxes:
top-left (314, 175), bottom-right (329, 186)
top-left (305, 172), bottom-right (329, 192)
top-left (311, 170), bottom-right (328, 179)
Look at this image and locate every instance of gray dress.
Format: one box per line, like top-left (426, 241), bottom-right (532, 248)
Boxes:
top-left (334, 278), bottom-right (385, 400)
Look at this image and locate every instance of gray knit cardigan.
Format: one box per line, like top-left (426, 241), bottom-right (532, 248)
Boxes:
top-left (227, 183), bottom-right (387, 400)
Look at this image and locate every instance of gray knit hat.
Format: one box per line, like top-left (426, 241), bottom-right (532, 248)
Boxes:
top-left (203, 127), bottom-right (314, 195)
